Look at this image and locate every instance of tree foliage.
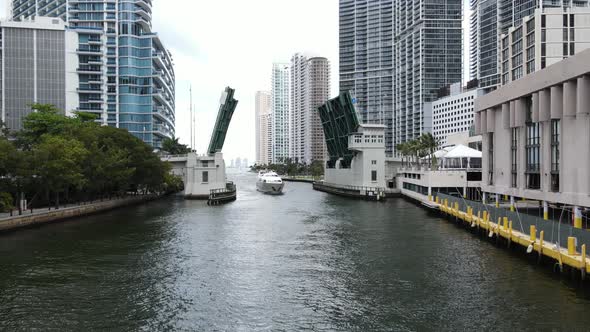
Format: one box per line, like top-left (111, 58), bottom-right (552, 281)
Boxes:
top-left (161, 136), bottom-right (191, 155)
top-left (396, 132), bottom-right (440, 168)
top-left (0, 104), bottom-right (182, 210)
top-left (250, 158), bottom-right (325, 179)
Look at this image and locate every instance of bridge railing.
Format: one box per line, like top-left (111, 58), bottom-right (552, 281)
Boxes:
top-left (209, 182), bottom-right (236, 195)
top-left (316, 181), bottom-right (385, 193)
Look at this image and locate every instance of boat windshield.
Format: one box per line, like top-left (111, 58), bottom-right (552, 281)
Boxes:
top-left (262, 172), bottom-right (279, 177)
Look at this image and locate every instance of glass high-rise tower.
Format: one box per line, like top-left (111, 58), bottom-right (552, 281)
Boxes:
top-left (10, 0), bottom-right (175, 149)
top-left (393, 0), bottom-right (463, 155)
top-left (339, 0), bottom-right (462, 156)
top-left (339, 0), bottom-right (394, 155)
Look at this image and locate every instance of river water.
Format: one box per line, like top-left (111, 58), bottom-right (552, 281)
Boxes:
top-left (1, 170), bottom-right (590, 331)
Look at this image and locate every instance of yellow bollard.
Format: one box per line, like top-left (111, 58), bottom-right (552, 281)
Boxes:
top-left (435, 196), bottom-right (439, 204)
top-left (509, 221), bottom-right (513, 239)
top-left (503, 217), bottom-right (508, 230)
top-left (568, 237), bottom-right (577, 255)
top-left (543, 201), bottom-right (549, 220)
top-left (530, 225), bottom-right (536, 242)
top-left (582, 244), bottom-right (587, 271)
top-left (483, 211), bottom-right (488, 223)
top-left (574, 207), bottom-right (583, 229)
top-left (539, 230), bottom-right (544, 254)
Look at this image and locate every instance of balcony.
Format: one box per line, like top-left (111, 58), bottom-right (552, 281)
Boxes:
top-left (87, 38), bottom-right (102, 45)
top-left (77, 46), bottom-right (102, 55)
top-left (77, 66), bottom-right (102, 74)
top-left (153, 124), bottom-right (173, 138)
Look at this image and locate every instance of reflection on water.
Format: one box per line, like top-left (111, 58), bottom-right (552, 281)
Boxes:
top-left (1, 170), bottom-right (590, 330)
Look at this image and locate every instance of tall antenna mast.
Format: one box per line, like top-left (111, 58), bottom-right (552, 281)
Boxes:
top-left (192, 103), bottom-right (196, 152)
top-left (190, 85), bottom-right (193, 151)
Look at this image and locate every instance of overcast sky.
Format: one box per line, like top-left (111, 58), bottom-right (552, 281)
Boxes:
top-left (0, 0), bottom-right (471, 163)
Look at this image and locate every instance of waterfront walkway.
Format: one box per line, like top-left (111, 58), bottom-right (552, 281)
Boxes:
top-left (404, 188), bottom-right (590, 277)
top-left (0, 195), bottom-right (159, 232)
top-left (0, 200), bottom-right (115, 220)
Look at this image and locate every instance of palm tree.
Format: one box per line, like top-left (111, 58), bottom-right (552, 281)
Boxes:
top-left (162, 137), bottom-right (191, 155)
top-left (395, 143), bottom-right (408, 167)
top-left (406, 139), bottom-right (421, 167)
top-left (418, 132), bottom-right (439, 169)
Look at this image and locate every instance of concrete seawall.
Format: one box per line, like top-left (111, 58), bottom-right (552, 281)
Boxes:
top-left (0, 195), bottom-right (161, 233)
top-left (282, 177), bottom-right (316, 183)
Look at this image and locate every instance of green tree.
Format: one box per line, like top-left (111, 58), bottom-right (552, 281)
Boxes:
top-left (0, 137), bottom-right (31, 214)
top-left (419, 132), bottom-right (439, 169)
top-left (73, 111), bottom-right (99, 123)
top-left (0, 103), bottom-right (186, 209)
top-left (33, 135), bottom-right (89, 208)
top-left (310, 160), bottom-right (324, 179)
top-left (0, 120), bottom-right (10, 137)
top-left (396, 142), bottom-right (408, 167)
top-left (0, 192), bottom-right (13, 213)
top-left (19, 103), bottom-right (73, 147)
top-left (162, 136), bottom-right (191, 155)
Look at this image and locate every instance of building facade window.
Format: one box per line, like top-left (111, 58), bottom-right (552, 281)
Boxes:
top-left (371, 170), bottom-right (377, 182)
top-left (202, 171), bottom-right (209, 183)
top-left (551, 119), bottom-right (560, 192)
top-left (525, 121), bottom-right (541, 190)
top-left (511, 128), bottom-right (518, 188)
top-left (488, 132), bottom-right (494, 185)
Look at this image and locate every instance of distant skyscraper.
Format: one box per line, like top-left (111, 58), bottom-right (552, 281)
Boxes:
top-left (339, 0), bottom-right (394, 155)
top-left (290, 54), bottom-right (330, 164)
top-left (255, 90), bottom-right (272, 165)
top-left (271, 63), bottom-right (290, 163)
top-left (393, 0), bottom-right (463, 155)
top-left (10, 0), bottom-right (176, 148)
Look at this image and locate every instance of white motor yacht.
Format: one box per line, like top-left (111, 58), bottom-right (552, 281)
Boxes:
top-left (256, 171), bottom-right (284, 195)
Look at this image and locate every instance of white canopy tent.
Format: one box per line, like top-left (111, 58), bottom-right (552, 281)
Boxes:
top-left (440, 144), bottom-right (482, 169)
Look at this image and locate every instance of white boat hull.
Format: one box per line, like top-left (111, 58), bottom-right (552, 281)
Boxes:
top-left (256, 181), bottom-right (284, 194)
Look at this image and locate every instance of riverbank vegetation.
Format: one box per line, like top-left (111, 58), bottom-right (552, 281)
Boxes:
top-left (0, 104), bottom-right (183, 213)
top-left (251, 159), bottom-right (324, 179)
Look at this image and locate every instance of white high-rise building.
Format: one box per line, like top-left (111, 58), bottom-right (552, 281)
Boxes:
top-left (290, 54), bottom-right (330, 165)
top-left (431, 83), bottom-right (484, 147)
top-left (271, 63), bottom-right (290, 163)
top-left (500, 6), bottom-right (590, 86)
top-left (255, 91), bottom-right (272, 165)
